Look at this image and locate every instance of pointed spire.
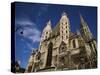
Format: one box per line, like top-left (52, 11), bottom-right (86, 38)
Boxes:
top-left (46, 20), bottom-right (52, 29)
top-left (62, 12), bottom-right (66, 16)
top-left (79, 13), bottom-right (93, 41)
top-left (79, 13), bottom-right (87, 28)
top-left (60, 11), bottom-right (68, 21)
top-left (79, 13), bottom-right (85, 23)
top-left (44, 20), bottom-right (52, 31)
top-left (62, 11), bottom-right (67, 17)
top-left (47, 20), bottom-right (51, 26)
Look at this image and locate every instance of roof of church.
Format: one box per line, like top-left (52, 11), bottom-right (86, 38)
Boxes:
top-left (52, 21), bottom-right (60, 37)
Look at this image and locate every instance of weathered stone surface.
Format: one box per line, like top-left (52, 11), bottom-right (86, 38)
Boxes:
top-left (25, 12), bottom-right (97, 72)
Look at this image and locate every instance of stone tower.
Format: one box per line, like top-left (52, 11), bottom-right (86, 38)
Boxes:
top-left (40, 20), bottom-right (52, 42)
top-left (25, 12), bottom-right (97, 72)
top-left (80, 14), bottom-right (93, 42)
top-left (60, 12), bottom-right (70, 46)
top-left (38, 20), bottom-right (53, 69)
top-left (80, 14), bottom-right (97, 68)
top-left (39, 20), bottom-right (52, 51)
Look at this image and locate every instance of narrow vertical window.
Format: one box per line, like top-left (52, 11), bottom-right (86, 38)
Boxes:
top-left (62, 36), bottom-right (63, 39)
top-left (73, 39), bottom-right (76, 48)
top-left (66, 26), bottom-right (67, 28)
top-left (45, 36), bottom-right (47, 38)
top-left (66, 30), bottom-right (67, 33)
top-left (66, 22), bottom-right (67, 25)
top-left (62, 31), bottom-right (63, 33)
top-left (46, 32), bottom-right (48, 34)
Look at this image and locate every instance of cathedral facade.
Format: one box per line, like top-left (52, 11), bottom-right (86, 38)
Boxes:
top-left (25, 12), bottom-right (97, 72)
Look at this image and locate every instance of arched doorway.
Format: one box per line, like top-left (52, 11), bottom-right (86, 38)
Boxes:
top-left (46, 42), bottom-right (53, 67)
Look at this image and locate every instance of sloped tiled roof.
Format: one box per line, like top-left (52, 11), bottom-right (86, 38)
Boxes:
top-left (52, 22), bottom-right (60, 37)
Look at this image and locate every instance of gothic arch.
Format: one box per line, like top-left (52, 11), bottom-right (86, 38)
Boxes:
top-left (46, 42), bottom-right (53, 67)
top-left (73, 39), bottom-right (76, 48)
top-left (59, 41), bottom-right (67, 53)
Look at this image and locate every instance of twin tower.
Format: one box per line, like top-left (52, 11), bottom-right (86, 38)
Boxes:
top-left (41, 12), bottom-right (93, 45)
top-left (26, 12), bottom-right (97, 72)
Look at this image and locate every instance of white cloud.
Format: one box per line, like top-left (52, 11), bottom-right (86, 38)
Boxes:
top-left (17, 21), bottom-right (34, 26)
top-left (16, 18), bottom-right (35, 26)
top-left (16, 19), bottom-right (41, 43)
top-left (22, 27), bottom-right (41, 43)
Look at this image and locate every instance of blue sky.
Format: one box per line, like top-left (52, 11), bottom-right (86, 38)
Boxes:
top-left (15, 2), bottom-right (97, 68)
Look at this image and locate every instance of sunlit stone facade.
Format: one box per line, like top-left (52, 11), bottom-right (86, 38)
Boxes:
top-left (25, 12), bottom-right (97, 72)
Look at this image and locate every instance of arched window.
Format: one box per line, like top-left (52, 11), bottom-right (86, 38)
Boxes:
top-left (46, 42), bottom-right (53, 67)
top-left (60, 46), bottom-right (65, 53)
top-left (65, 22), bottom-right (67, 25)
top-left (66, 30), bottom-right (67, 33)
top-left (62, 31), bottom-right (63, 33)
top-left (66, 26), bottom-right (67, 28)
top-left (62, 36), bottom-right (63, 39)
top-left (73, 39), bottom-right (76, 48)
top-left (46, 32), bottom-right (48, 34)
top-left (59, 41), bottom-right (66, 53)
